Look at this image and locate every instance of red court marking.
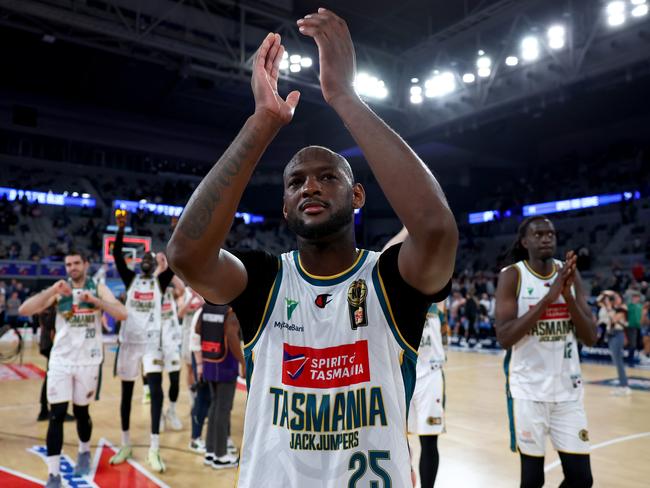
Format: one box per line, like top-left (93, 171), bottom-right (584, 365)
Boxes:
top-left (0, 363), bottom-right (46, 381)
top-left (93, 445), bottom-right (162, 488)
top-left (0, 467), bottom-right (43, 487)
top-left (5, 363), bottom-right (28, 379)
top-left (23, 363), bottom-right (46, 378)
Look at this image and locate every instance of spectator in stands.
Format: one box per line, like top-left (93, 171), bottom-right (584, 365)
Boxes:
top-left (5, 291), bottom-right (22, 329)
top-left (0, 282), bottom-right (5, 325)
top-left (640, 301), bottom-right (650, 365)
top-left (576, 246), bottom-right (591, 271)
top-left (632, 262), bottom-right (645, 283)
top-left (590, 274), bottom-right (604, 297)
top-left (463, 291), bottom-right (479, 347)
top-left (626, 291), bottom-right (643, 367)
top-left (599, 291), bottom-right (631, 396)
top-left (449, 290), bottom-right (465, 338)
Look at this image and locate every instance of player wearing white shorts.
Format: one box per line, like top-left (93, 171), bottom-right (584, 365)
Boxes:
top-left (145, 277), bottom-right (186, 434)
top-left (110, 212), bottom-right (175, 472)
top-left (19, 250), bottom-right (127, 488)
top-left (495, 216), bottom-right (597, 488)
top-left (408, 301), bottom-right (446, 488)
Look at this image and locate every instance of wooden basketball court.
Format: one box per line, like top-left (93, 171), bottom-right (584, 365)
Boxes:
top-left (1, 342), bottom-right (649, 487)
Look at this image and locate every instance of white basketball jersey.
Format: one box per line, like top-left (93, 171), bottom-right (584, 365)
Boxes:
top-left (161, 286), bottom-right (182, 349)
top-left (122, 275), bottom-right (161, 344)
top-left (237, 250), bottom-right (415, 488)
top-left (415, 303), bottom-right (446, 379)
top-left (181, 288), bottom-right (201, 357)
top-left (51, 279), bottom-right (103, 366)
top-left (505, 260), bottom-right (582, 402)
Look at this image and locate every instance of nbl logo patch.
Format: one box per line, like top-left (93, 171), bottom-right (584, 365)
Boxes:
top-left (282, 341), bottom-right (371, 388)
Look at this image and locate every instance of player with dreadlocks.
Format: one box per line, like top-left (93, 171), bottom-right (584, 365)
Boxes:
top-left (495, 215), bottom-right (597, 488)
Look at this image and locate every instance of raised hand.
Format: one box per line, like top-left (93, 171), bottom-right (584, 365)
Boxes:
top-left (251, 33), bottom-right (300, 125)
top-left (115, 209), bottom-right (128, 229)
top-left (562, 250), bottom-right (577, 299)
top-left (297, 8), bottom-right (357, 106)
top-left (156, 252), bottom-right (168, 272)
top-left (546, 264), bottom-right (567, 304)
top-left (79, 290), bottom-right (100, 306)
top-left (52, 279), bottom-right (72, 297)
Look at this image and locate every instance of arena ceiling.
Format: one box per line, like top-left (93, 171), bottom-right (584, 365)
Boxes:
top-left (1, 0), bottom-right (650, 213)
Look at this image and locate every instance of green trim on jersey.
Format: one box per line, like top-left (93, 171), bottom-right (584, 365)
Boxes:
top-left (245, 354), bottom-right (255, 392)
top-left (243, 257), bottom-right (283, 389)
top-left (400, 353), bottom-right (417, 418)
top-left (372, 265), bottom-right (418, 413)
top-left (504, 348), bottom-right (517, 453)
top-left (293, 249), bottom-right (369, 286)
top-left (57, 277), bottom-right (98, 314)
top-left (371, 266), bottom-right (418, 361)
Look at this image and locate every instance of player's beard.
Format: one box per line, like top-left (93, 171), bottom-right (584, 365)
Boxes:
top-left (68, 270), bottom-right (85, 285)
top-left (287, 203), bottom-right (354, 241)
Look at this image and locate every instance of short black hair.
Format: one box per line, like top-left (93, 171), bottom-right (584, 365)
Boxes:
top-left (65, 249), bottom-right (88, 262)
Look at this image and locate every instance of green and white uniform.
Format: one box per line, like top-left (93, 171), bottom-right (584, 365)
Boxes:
top-left (116, 275), bottom-right (161, 380)
top-left (408, 303), bottom-right (446, 435)
top-left (504, 259), bottom-right (590, 456)
top-left (238, 250), bottom-right (416, 488)
top-left (48, 278), bottom-right (102, 405)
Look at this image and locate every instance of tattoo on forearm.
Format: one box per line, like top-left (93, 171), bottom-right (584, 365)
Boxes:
top-left (177, 129), bottom-right (258, 240)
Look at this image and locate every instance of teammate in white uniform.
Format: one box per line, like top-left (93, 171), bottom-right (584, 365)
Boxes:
top-left (167, 8), bottom-right (458, 487)
top-left (110, 213), bottom-right (175, 473)
top-left (495, 216), bottom-right (597, 488)
top-left (178, 286), bottom-right (205, 397)
top-left (408, 301), bottom-right (447, 488)
top-left (150, 277), bottom-right (185, 432)
top-left (19, 250), bottom-right (127, 488)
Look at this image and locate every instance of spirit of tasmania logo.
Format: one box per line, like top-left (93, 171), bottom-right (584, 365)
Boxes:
top-left (282, 340), bottom-right (370, 388)
top-left (538, 303), bottom-right (570, 320)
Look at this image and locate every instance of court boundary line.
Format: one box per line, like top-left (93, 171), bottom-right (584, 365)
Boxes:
top-left (95, 438), bottom-right (171, 488)
top-left (544, 432), bottom-right (650, 472)
top-left (0, 465), bottom-right (45, 484)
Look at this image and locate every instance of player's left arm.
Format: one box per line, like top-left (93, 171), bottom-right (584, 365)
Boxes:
top-left (298, 10), bottom-right (457, 295)
top-left (564, 269), bottom-right (597, 346)
top-left (85, 283), bottom-right (128, 321)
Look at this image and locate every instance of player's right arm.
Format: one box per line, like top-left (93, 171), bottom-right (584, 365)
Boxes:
top-left (113, 213), bottom-right (136, 288)
top-left (18, 280), bottom-right (70, 316)
top-left (495, 265), bottom-right (567, 348)
top-left (167, 33), bottom-right (300, 305)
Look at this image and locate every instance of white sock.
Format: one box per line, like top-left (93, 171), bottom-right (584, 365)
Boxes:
top-left (168, 402), bottom-right (176, 414)
top-left (79, 441), bottom-right (90, 454)
top-left (46, 455), bottom-right (60, 476)
top-left (121, 430), bottom-right (130, 447)
top-left (150, 434), bottom-right (160, 450)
